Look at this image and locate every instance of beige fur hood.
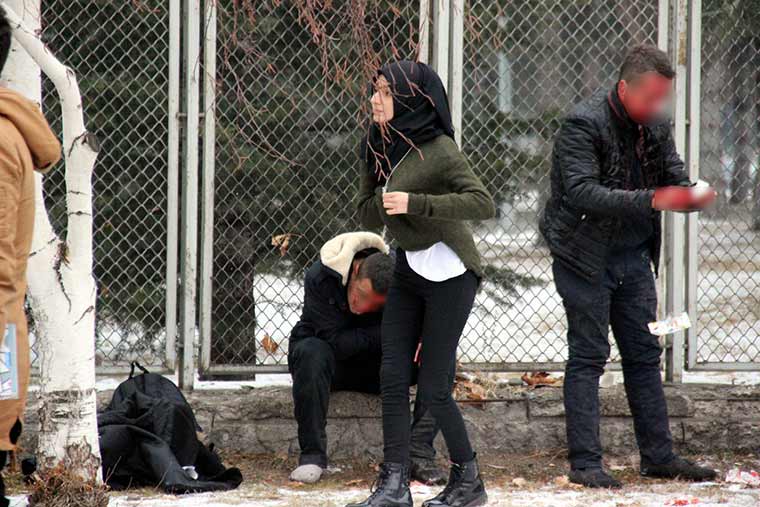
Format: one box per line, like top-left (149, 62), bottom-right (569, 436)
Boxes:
top-left (320, 232), bottom-right (389, 286)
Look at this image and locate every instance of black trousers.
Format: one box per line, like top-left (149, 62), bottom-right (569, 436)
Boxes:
top-left (553, 246), bottom-right (675, 470)
top-left (381, 250), bottom-right (478, 465)
top-left (288, 336), bottom-right (438, 467)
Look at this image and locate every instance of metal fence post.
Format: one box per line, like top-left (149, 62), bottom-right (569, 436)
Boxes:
top-left (179, 0), bottom-right (201, 390)
top-left (657, 0), bottom-right (670, 51)
top-left (685, 0), bottom-right (701, 370)
top-left (665, 0), bottom-right (689, 383)
top-left (431, 0), bottom-right (449, 89)
top-left (418, 0), bottom-right (431, 64)
top-left (198, 0), bottom-right (216, 377)
top-left (657, 0), bottom-right (670, 373)
top-left (165, 0), bottom-right (181, 371)
top-left (449, 0), bottom-right (464, 148)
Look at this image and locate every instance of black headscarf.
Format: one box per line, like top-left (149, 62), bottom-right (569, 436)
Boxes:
top-left (360, 60), bottom-right (455, 182)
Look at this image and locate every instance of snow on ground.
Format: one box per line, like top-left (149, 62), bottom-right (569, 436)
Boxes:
top-left (67, 199), bottom-right (760, 379)
top-left (7, 481), bottom-right (759, 507)
top-left (246, 225), bottom-right (760, 379)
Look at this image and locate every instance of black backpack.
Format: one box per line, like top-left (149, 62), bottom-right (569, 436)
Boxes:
top-left (105, 361), bottom-right (202, 432)
top-left (98, 362), bottom-right (242, 493)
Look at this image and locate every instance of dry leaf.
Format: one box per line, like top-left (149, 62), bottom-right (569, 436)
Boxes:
top-left (511, 477), bottom-right (527, 487)
top-left (271, 233), bottom-right (298, 257)
top-left (465, 382), bottom-right (487, 401)
top-left (261, 333), bottom-right (279, 354)
top-left (554, 475), bottom-right (570, 487)
top-left (521, 371), bottom-right (563, 388)
top-left (345, 479), bottom-right (365, 486)
top-left (453, 379), bottom-right (487, 409)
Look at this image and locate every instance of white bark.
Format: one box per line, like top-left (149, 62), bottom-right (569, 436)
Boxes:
top-left (1, 0), bottom-right (101, 479)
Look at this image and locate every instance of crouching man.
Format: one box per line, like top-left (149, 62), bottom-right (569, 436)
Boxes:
top-left (288, 232), bottom-right (444, 485)
top-left (540, 44), bottom-right (717, 488)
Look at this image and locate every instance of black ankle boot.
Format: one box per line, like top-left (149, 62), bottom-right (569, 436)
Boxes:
top-left (345, 462), bottom-right (412, 507)
top-left (422, 455), bottom-right (487, 507)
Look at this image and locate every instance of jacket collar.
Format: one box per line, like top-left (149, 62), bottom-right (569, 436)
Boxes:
top-left (607, 83), bottom-right (639, 132)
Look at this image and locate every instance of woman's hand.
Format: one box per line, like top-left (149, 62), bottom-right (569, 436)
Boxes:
top-left (383, 191), bottom-right (409, 215)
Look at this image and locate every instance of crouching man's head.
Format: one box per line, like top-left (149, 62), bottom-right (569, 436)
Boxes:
top-left (347, 251), bottom-right (394, 315)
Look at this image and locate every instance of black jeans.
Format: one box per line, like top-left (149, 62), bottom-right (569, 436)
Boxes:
top-left (381, 250), bottom-right (478, 465)
top-left (553, 246), bottom-right (675, 470)
top-left (288, 336), bottom-right (438, 467)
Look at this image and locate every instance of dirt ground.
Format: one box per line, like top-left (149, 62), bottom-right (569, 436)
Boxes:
top-left (5, 450), bottom-right (760, 506)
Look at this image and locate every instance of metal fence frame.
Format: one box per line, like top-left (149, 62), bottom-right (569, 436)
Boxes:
top-left (87, 0), bottom-right (756, 388)
top-left (30, 0), bottom-right (183, 377)
top-left (684, 0), bottom-right (760, 372)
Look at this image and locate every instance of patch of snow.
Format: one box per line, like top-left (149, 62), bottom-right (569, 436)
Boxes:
top-left (49, 213), bottom-right (759, 384)
top-left (9, 480), bottom-right (759, 507)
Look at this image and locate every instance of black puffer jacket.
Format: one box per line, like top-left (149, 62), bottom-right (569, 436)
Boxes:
top-left (540, 86), bottom-right (691, 282)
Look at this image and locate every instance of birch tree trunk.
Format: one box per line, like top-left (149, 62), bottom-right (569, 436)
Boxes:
top-left (0, 0), bottom-right (101, 479)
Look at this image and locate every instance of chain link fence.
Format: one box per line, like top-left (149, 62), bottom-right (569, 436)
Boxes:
top-left (694, 0), bottom-right (760, 366)
top-left (36, 0), bottom-right (172, 370)
top-left (459, 0), bottom-right (659, 366)
top-left (26, 0), bottom-right (759, 375)
top-left (203, 0), bottom-right (661, 373)
top-left (205, 1), bottom-right (421, 371)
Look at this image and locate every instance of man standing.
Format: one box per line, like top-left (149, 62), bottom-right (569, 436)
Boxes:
top-left (540, 44), bottom-right (717, 488)
top-left (288, 232), bottom-right (444, 485)
top-left (0, 7), bottom-right (62, 505)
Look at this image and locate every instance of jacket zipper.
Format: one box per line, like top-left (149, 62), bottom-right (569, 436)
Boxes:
top-left (382, 148), bottom-right (412, 194)
top-left (380, 148), bottom-right (413, 243)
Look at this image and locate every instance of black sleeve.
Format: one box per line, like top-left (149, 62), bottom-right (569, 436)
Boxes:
top-left (556, 116), bottom-right (654, 217)
top-left (659, 126), bottom-right (692, 187)
top-left (302, 274), bottom-right (382, 360)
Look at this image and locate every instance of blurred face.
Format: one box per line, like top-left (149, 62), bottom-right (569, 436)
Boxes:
top-left (370, 75), bottom-right (394, 124)
top-left (618, 72), bottom-right (673, 124)
top-left (347, 260), bottom-right (387, 315)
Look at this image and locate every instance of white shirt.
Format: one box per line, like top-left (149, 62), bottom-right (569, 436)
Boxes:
top-left (405, 242), bottom-right (466, 282)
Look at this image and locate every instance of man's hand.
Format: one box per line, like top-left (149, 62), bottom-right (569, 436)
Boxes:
top-left (383, 191), bottom-right (409, 215)
top-left (652, 185), bottom-right (716, 212)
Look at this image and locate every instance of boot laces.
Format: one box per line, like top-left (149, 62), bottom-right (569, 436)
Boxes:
top-left (366, 466), bottom-right (392, 500)
top-left (439, 463), bottom-right (465, 498)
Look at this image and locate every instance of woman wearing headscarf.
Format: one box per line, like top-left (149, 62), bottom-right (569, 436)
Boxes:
top-left (348, 60), bottom-right (495, 507)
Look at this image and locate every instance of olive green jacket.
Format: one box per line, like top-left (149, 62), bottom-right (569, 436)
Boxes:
top-left (356, 135), bottom-right (495, 277)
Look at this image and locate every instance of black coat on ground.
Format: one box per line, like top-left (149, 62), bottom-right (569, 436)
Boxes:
top-left (540, 86), bottom-right (691, 282)
top-left (98, 364), bottom-right (242, 493)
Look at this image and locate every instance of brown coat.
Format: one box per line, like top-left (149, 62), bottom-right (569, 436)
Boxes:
top-left (0, 87), bottom-right (61, 450)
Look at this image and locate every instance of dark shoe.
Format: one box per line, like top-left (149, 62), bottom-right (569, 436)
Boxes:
top-left (422, 454), bottom-right (487, 507)
top-left (345, 462), bottom-right (412, 507)
top-left (0, 474), bottom-right (8, 507)
top-left (0, 458), bottom-right (11, 507)
top-left (21, 456), bottom-right (37, 485)
top-left (568, 467), bottom-right (622, 489)
top-left (640, 456), bottom-right (717, 481)
top-left (410, 457), bottom-right (447, 486)
top-left (0, 451), bottom-right (8, 507)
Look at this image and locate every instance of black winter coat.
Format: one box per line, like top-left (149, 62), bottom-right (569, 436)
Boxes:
top-left (540, 86), bottom-right (691, 282)
top-left (290, 259), bottom-right (382, 361)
